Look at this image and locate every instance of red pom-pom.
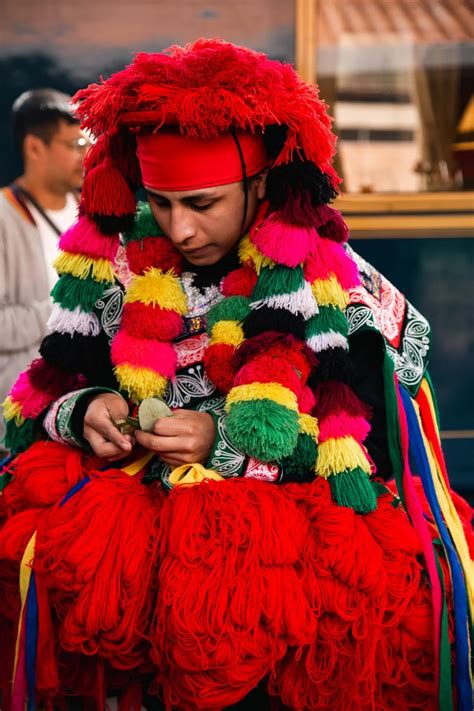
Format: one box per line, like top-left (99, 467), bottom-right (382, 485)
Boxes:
top-left (204, 343), bottom-right (238, 393)
top-left (121, 302), bottom-right (184, 340)
top-left (234, 332), bottom-right (316, 375)
top-left (28, 358), bottom-right (82, 397)
top-left (221, 266), bottom-right (258, 297)
top-left (313, 382), bottom-right (372, 420)
top-left (126, 236), bottom-right (182, 275)
top-left (316, 205), bottom-right (349, 243)
top-left (298, 385), bottom-right (316, 413)
top-left (81, 158), bottom-right (136, 218)
top-left (234, 355), bottom-right (303, 396)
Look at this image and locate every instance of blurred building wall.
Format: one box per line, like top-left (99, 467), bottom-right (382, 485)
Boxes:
top-left (0, 0), bottom-right (294, 185)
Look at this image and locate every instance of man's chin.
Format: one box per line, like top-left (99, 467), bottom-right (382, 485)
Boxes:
top-left (181, 247), bottom-right (220, 266)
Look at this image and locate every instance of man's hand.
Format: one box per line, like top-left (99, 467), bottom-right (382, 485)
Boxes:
top-left (83, 393), bottom-right (133, 460)
top-left (134, 409), bottom-right (215, 467)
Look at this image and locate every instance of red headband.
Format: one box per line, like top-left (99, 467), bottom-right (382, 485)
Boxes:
top-left (136, 130), bottom-right (268, 191)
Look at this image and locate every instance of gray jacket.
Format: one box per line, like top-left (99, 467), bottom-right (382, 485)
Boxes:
top-left (0, 187), bottom-right (51, 445)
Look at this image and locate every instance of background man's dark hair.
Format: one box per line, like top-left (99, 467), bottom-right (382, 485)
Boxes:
top-left (12, 88), bottom-right (79, 155)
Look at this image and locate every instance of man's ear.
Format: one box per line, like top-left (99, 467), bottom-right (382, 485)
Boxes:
top-left (253, 169), bottom-right (269, 199)
top-left (23, 134), bottom-right (47, 164)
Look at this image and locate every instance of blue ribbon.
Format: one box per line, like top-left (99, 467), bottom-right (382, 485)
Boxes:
top-left (25, 572), bottom-right (38, 711)
top-left (400, 385), bottom-right (471, 709)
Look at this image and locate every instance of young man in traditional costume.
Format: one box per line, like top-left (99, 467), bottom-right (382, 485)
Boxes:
top-left (0, 39), bottom-right (472, 711)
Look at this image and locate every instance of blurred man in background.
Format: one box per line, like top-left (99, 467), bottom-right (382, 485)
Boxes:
top-left (0, 88), bottom-right (89, 448)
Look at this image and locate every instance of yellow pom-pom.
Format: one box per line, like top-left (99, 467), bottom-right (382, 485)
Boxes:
top-left (210, 320), bottom-right (245, 347)
top-left (316, 436), bottom-right (372, 478)
top-left (311, 275), bottom-right (349, 309)
top-left (238, 235), bottom-right (275, 274)
top-left (299, 413), bottom-right (319, 439)
top-left (114, 364), bottom-right (168, 403)
top-left (226, 382), bottom-right (298, 412)
top-left (53, 251), bottom-right (115, 283)
top-left (2, 396), bottom-right (24, 424)
top-left (124, 268), bottom-right (188, 313)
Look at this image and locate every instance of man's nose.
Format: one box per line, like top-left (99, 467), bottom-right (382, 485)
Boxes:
top-left (169, 206), bottom-right (197, 245)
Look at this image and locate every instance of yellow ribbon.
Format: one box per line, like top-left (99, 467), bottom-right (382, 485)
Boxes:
top-left (121, 450), bottom-right (155, 477)
top-left (413, 396), bottom-right (474, 614)
top-left (12, 531), bottom-right (36, 680)
top-left (168, 463), bottom-right (224, 487)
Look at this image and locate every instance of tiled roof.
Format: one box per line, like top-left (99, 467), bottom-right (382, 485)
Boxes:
top-left (318, 0), bottom-right (473, 45)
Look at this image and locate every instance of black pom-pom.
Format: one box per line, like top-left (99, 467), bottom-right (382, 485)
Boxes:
top-left (90, 213), bottom-right (136, 235)
top-left (265, 159), bottom-right (338, 225)
top-left (40, 332), bottom-right (116, 387)
top-left (262, 124), bottom-right (289, 160)
top-left (243, 307), bottom-right (306, 340)
top-left (308, 347), bottom-right (355, 386)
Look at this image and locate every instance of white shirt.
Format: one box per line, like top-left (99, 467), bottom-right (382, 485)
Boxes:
top-left (28, 193), bottom-right (78, 291)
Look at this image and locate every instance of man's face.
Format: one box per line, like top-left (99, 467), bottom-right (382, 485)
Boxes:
top-left (147, 174), bottom-right (266, 266)
top-left (33, 120), bottom-right (88, 193)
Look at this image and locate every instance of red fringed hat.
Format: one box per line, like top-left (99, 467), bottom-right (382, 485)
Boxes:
top-left (74, 38), bottom-right (339, 232)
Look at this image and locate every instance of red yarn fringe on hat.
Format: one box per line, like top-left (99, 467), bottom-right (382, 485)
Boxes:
top-left (74, 39), bottom-right (339, 183)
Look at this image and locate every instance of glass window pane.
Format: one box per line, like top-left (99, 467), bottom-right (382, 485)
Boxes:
top-left (316, 0), bottom-right (474, 193)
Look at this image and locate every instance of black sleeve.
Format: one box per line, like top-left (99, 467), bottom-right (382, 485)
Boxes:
top-left (348, 330), bottom-right (393, 481)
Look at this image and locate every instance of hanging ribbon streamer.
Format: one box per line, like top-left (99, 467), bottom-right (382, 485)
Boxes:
top-left (399, 385), bottom-right (472, 711)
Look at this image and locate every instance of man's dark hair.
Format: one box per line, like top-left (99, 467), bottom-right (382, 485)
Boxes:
top-left (12, 88), bottom-right (79, 154)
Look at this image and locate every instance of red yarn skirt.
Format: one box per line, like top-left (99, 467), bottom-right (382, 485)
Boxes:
top-left (0, 442), bottom-right (442, 710)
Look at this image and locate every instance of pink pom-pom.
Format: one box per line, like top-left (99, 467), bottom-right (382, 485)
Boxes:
top-left (59, 216), bottom-right (119, 261)
top-left (304, 237), bottom-right (360, 290)
top-left (318, 413), bottom-right (371, 443)
top-left (250, 214), bottom-right (318, 267)
top-left (9, 372), bottom-right (53, 419)
top-left (111, 331), bottom-right (176, 376)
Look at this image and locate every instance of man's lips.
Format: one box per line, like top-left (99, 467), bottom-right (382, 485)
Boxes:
top-left (181, 245), bottom-right (210, 255)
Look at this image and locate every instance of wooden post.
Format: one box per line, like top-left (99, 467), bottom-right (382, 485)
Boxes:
top-left (295, 0), bottom-right (317, 83)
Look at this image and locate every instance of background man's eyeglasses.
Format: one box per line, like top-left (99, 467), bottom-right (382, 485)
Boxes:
top-left (52, 137), bottom-right (91, 152)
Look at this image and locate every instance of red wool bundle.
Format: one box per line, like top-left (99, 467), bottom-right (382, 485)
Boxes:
top-left (2, 441), bottom-right (93, 513)
top-left (34, 468), bottom-right (164, 671)
top-left (151, 478), bottom-right (315, 709)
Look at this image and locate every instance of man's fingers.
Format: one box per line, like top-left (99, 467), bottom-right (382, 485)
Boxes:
top-left (134, 429), bottom-right (190, 453)
top-left (86, 429), bottom-right (129, 459)
top-left (99, 419), bottom-right (133, 450)
top-left (153, 416), bottom-right (193, 437)
top-left (106, 399), bottom-right (130, 421)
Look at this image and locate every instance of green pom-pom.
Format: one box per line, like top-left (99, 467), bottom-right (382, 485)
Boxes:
top-left (122, 201), bottom-right (163, 243)
top-left (252, 265), bottom-right (305, 300)
top-left (226, 399), bottom-right (299, 461)
top-left (206, 296), bottom-right (250, 330)
top-left (280, 432), bottom-right (317, 481)
top-left (51, 274), bottom-right (106, 312)
top-left (4, 418), bottom-right (36, 455)
top-left (329, 467), bottom-right (377, 514)
top-left (305, 306), bottom-right (348, 338)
